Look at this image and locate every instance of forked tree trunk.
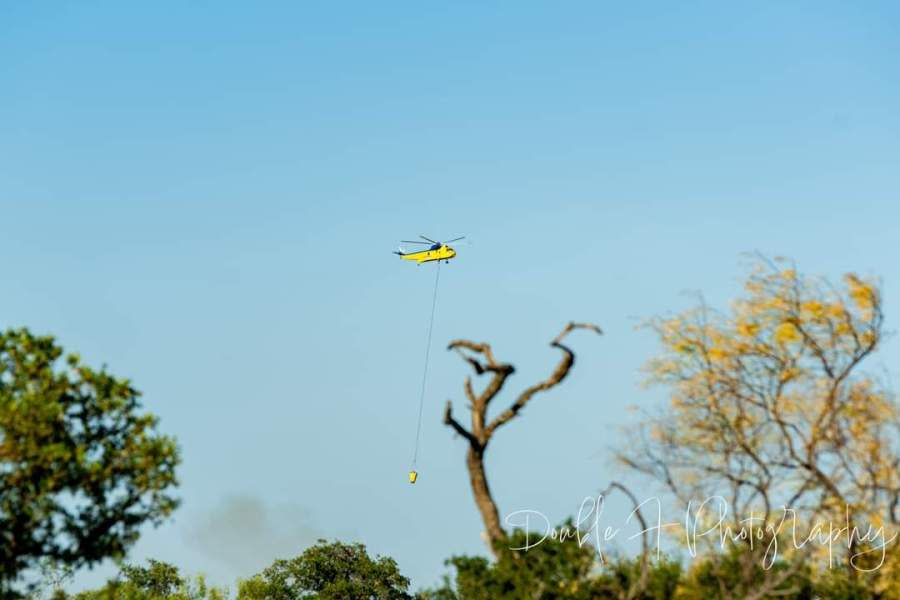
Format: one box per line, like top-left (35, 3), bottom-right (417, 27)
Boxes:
top-left (466, 446), bottom-right (504, 546)
top-left (443, 322), bottom-right (602, 554)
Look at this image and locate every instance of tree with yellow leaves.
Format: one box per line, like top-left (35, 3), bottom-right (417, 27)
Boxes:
top-left (620, 257), bottom-right (900, 599)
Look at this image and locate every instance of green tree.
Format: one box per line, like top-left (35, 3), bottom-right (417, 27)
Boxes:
top-left (426, 527), bottom-right (682, 600)
top-left (429, 527), bottom-right (597, 600)
top-left (72, 559), bottom-right (227, 600)
top-left (673, 546), bottom-right (813, 600)
top-left (0, 328), bottom-right (180, 596)
top-left (119, 560), bottom-right (184, 597)
top-left (593, 555), bottom-right (682, 600)
top-left (237, 540), bottom-right (412, 600)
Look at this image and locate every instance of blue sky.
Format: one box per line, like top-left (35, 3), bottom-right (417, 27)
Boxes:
top-left (2, 1), bottom-right (899, 592)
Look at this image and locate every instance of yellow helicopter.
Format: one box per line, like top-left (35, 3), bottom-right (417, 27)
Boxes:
top-left (394, 236), bottom-right (464, 265)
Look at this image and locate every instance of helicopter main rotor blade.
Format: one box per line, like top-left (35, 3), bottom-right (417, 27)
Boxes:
top-left (401, 240), bottom-right (431, 245)
top-left (420, 235), bottom-right (438, 244)
top-left (444, 236), bottom-right (466, 243)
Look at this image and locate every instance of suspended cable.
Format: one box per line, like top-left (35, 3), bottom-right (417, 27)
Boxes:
top-left (411, 260), bottom-right (441, 470)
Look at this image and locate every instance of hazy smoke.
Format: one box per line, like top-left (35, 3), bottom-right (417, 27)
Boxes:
top-left (184, 495), bottom-right (322, 578)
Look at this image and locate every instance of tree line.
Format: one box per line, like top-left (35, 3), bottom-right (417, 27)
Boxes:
top-left (2, 257), bottom-right (898, 599)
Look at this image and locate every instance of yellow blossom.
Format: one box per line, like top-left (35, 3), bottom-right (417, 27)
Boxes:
top-left (827, 303), bottom-right (846, 317)
top-left (707, 347), bottom-right (727, 362)
top-left (846, 274), bottom-right (875, 311)
top-left (801, 301), bottom-right (825, 319)
top-left (674, 340), bottom-right (694, 354)
top-left (861, 330), bottom-right (876, 346)
top-left (780, 367), bottom-right (799, 383)
top-left (735, 321), bottom-right (759, 338)
top-left (773, 322), bottom-right (800, 345)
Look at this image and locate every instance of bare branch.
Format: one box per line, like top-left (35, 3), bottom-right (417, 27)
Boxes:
top-left (444, 322), bottom-right (601, 551)
top-left (600, 481), bottom-right (650, 600)
top-left (443, 400), bottom-right (478, 448)
top-left (620, 258), bottom-right (897, 594)
top-left (486, 322), bottom-right (601, 437)
top-left (553, 321), bottom-right (603, 345)
top-left (447, 339), bottom-right (510, 372)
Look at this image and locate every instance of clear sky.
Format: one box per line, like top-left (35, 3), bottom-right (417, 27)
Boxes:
top-left (2, 1), bottom-right (899, 593)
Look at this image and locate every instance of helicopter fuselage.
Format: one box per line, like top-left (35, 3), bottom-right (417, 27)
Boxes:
top-left (397, 244), bottom-right (457, 264)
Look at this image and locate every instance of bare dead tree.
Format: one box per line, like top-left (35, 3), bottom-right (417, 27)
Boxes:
top-left (443, 322), bottom-right (602, 552)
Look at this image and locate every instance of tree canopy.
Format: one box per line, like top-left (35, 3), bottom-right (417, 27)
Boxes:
top-left (0, 328), bottom-right (180, 595)
top-left (13, 257), bottom-right (900, 600)
top-left (620, 258), bottom-right (900, 597)
top-left (236, 540), bottom-right (412, 600)
top-left (73, 559), bottom-right (226, 600)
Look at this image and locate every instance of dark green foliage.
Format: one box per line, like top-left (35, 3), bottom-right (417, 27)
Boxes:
top-left (60, 540), bottom-right (896, 600)
top-left (439, 527), bottom-right (596, 600)
top-left (425, 537), bottom-right (890, 600)
top-left (592, 555), bottom-right (682, 600)
top-left (71, 559), bottom-right (226, 600)
top-left (0, 328), bottom-right (180, 595)
top-left (120, 560), bottom-right (184, 597)
top-left (237, 539), bottom-right (412, 600)
top-left (811, 569), bottom-right (883, 600)
top-left (424, 525), bottom-right (682, 600)
top-left (674, 546), bottom-right (809, 600)
top-left (674, 547), bottom-right (889, 600)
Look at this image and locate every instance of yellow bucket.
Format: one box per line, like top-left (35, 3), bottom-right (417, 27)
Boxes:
top-left (408, 470), bottom-right (418, 484)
